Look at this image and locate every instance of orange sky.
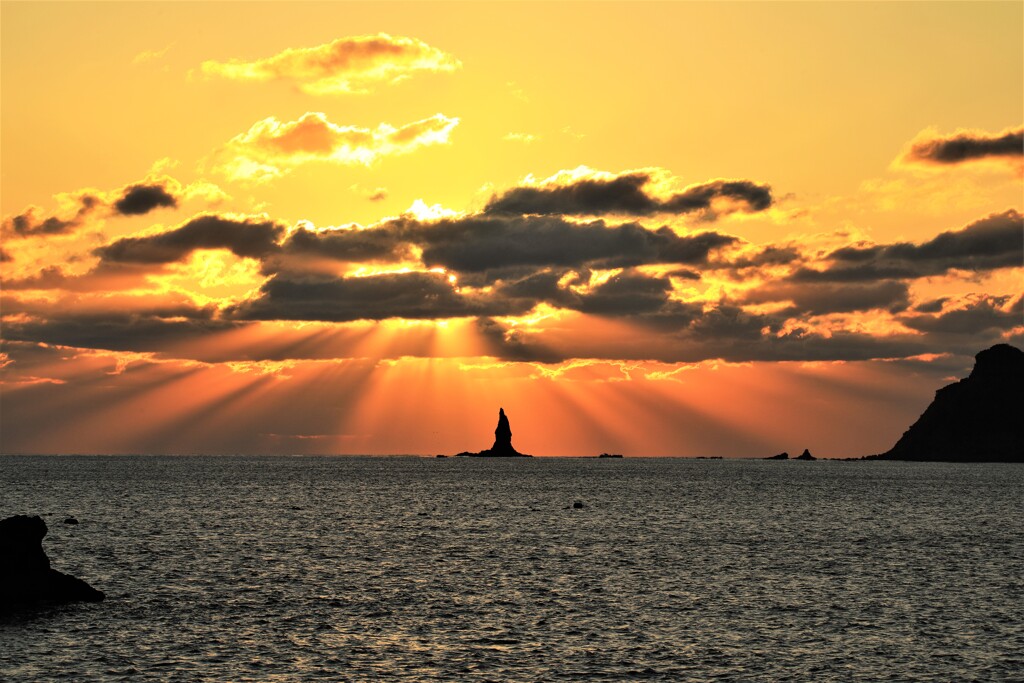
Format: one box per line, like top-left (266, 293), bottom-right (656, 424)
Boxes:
top-left (2, 2), bottom-right (1022, 456)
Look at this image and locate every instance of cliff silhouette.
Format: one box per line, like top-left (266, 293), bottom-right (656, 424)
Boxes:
top-left (455, 408), bottom-right (532, 457)
top-left (871, 344), bottom-right (1024, 462)
top-left (1, 515), bottom-right (104, 613)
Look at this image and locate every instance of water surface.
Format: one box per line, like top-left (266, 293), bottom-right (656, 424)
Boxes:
top-left (2, 456), bottom-right (1021, 681)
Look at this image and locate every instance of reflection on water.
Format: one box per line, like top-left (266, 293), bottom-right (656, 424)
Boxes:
top-left (1, 456), bottom-right (1022, 681)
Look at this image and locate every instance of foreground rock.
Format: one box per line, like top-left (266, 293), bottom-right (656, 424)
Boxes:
top-left (869, 344), bottom-right (1024, 462)
top-left (1, 515), bottom-right (104, 612)
top-left (455, 408), bottom-right (532, 457)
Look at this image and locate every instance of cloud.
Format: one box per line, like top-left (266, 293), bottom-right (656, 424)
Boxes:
top-left (713, 245), bottom-right (801, 271)
top-left (274, 214), bottom-right (738, 275)
top-left (416, 215), bottom-right (738, 273)
top-left (96, 214), bottom-right (285, 264)
top-left (575, 271), bottom-right (697, 322)
top-left (230, 271), bottom-right (534, 322)
top-left (743, 280), bottom-right (911, 316)
top-left (901, 126), bottom-right (1023, 166)
top-left (200, 33), bottom-right (461, 95)
top-left (467, 302), bottom-right (942, 366)
top-left (2, 308), bottom-right (236, 353)
top-left (282, 223), bottom-right (410, 263)
top-left (113, 183), bottom-right (179, 215)
top-left (212, 112), bottom-right (459, 180)
top-left (899, 295), bottom-right (1023, 335)
top-left (3, 194), bottom-right (101, 238)
top-left (792, 210), bottom-right (1023, 282)
top-left (474, 317), bottom-right (564, 363)
top-left (3, 177), bottom-right (191, 239)
top-left (486, 268), bottom-right (700, 327)
top-left (483, 168), bottom-right (772, 218)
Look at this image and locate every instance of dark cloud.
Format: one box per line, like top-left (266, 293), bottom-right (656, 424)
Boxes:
top-left (0, 247), bottom-right (11, 262)
top-left (483, 172), bottom-right (772, 217)
top-left (417, 215), bottom-right (738, 272)
top-left (743, 281), bottom-right (911, 316)
top-left (491, 268), bottom-right (578, 307)
top-left (687, 303), bottom-right (777, 343)
top-left (265, 210), bottom-right (739, 278)
top-left (913, 298), bottom-right (948, 313)
top-left (282, 224), bottom-right (408, 263)
top-left (2, 266), bottom-right (74, 290)
top-left (793, 210), bottom-right (1023, 282)
top-left (906, 127), bottom-right (1023, 165)
top-left (96, 214), bottom-right (285, 264)
top-left (470, 298), bottom-right (938, 366)
top-left (578, 273), bottom-right (703, 329)
top-left (112, 183), bottom-right (179, 216)
top-left (478, 269), bottom-right (701, 328)
top-left (713, 245), bottom-right (801, 271)
top-left (577, 272), bottom-right (672, 315)
top-left (899, 296), bottom-right (1022, 335)
top-left (230, 271), bottom-right (535, 323)
top-left (474, 317), bottom-right (564, 363)
top-left (3, 195), bottom-right (101, 238)
top-left (2, 262), bottom-right (158, 292)
top-left (2, 308), bottom-right (237, 352)
top-left (667, 268), bottom-right (701, 280)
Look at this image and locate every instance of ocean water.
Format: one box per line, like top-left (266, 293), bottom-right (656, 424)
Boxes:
top-left (1, 456), bottom-right (1021, 682)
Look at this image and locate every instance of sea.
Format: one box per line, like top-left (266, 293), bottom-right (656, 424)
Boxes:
top-left (1, 456), bottom-right (1021, 682)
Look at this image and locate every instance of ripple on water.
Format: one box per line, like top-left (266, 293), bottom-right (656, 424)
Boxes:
top-left (1, 457), bottom-right (1022, 682)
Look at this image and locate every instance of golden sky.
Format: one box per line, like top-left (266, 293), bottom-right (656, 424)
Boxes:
top-left (2, 1), bottom-right (1022, 456)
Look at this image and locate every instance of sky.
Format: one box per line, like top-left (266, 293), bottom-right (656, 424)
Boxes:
top-left (1, 1), bottom-right (1022, 457)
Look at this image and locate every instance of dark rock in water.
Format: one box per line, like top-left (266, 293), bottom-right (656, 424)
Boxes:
top-left (598, 453), bottom-right (623, 458)
top-left (494, 408), bottom-right (512, 449)
top-left (454, 408), bottom-right (532, 457)
top-left (572, 501), bottom-right (585, 509)
top-left (767, 452), bottom-right (790, 460)
top-left (871, 344), bottom-right (1024, 462)
top-left (795, 449), bottom-right (816, 461)
top-left (1, 515), bottom-right (104, 612)
top-left (435, 454), bottom-right (448, 458)
top-left (63, 516), bottom-right (79, 525)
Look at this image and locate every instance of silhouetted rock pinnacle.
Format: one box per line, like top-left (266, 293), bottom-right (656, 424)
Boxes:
top-left (493, 407), bottom-right (513, 450)
top-left (795, 449), bottom-right (816, 461)
top-left (1, 515), bottom-right (104, 613)
top-left (454, 407), bottom-right (532, 457)
top-left (872, 344), bottom-right (1024, 462)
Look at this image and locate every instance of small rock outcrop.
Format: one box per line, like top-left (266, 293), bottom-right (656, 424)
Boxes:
top-left (455, 408), bottom-right (532, 457)
top-left (767, 452), bottom-right (790, 460)
top-left (795, 449), bottom-right (816, 461)
top-left (871, 344), bottom-right (1024, 462)
top-left (1, 515), bottom-right (104, 613)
